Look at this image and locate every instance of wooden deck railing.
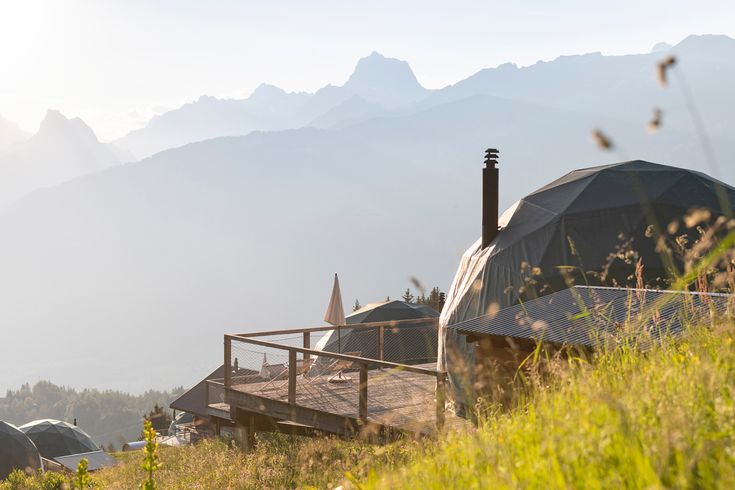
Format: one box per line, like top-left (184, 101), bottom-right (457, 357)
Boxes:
top-left (223, 317), bottom-right (447, 430)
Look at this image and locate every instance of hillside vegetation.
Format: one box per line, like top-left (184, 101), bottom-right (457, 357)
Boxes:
top-left (0, 382), bottom-right (183, 450)
top-left (364, 319), bottom-right (735, 489)
top-left (5, 317), bottom-right (732, 489)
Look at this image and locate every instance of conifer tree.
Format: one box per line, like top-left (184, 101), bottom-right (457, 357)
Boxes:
top-left (402, 288), bottom-right (415, 303)
top-left (427, 287), bottom-right (446, 312)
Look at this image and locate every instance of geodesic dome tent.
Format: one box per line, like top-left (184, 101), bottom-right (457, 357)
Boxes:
top-left (315, 300), bottom-right (439, 364)
top-left (0, 421), bottom-right (42, 479)
top-left (439, 160), bottom-right (735, 410)
top-left (19, 419), bottom-right (98, 460)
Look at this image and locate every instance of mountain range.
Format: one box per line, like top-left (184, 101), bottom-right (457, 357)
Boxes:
top-left (1, 34), bottom-right (734, 393)
top-left (114, 52), bottom-right (427, 159)
top-left (0, 110), bottom-right (128, 207)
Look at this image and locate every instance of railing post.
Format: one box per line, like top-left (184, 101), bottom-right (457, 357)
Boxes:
top-left (378, 326), bottom-right (384, 362)
top-left (436, 372), bottom-right (446, 430)
top-left (303, 332), bottom-right (311, 360)
top-left (359, 362), bottom-right (368, 425)
top-left (224, 336), bottom-right (232, 388)
top-left (288, 349), bottom-right (297, 405)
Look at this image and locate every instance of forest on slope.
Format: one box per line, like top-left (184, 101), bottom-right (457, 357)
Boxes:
top-left (0, 381), bottom-right (183, 450)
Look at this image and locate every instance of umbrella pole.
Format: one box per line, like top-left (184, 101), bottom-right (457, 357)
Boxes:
top-left (338, 325), bottom-right (341, 353)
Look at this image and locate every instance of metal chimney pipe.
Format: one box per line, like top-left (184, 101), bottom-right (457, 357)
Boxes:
top-left (481, 148), bottom-right (499, 249)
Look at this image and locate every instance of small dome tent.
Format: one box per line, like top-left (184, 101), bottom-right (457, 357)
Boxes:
top-left (0, 421), bottom-right (42, 479)
top-left (439, 160), bottom-right (735, 412)
top-left (19, 419), bottom-right (98, 459)
top-left (315, 300), bottom-right (439, 364)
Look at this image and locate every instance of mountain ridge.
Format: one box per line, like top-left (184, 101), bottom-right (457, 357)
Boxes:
top-left (0, 109), bottom-right (122, 208)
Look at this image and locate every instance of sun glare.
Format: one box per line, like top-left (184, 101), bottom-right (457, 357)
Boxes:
top-left (0, 1), bottom-right (56, 71)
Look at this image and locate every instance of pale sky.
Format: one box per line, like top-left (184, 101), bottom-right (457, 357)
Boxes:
top-left (1, 0), bottom-right (734, 141)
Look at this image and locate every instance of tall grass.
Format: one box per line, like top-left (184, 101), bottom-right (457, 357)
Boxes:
top-left (362, 320), bottom-right (735, 489)
top-left (92, 434), bottom-right (416, 489)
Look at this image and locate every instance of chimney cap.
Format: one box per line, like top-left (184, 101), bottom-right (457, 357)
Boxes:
top-left (484, 148), bottom-right (499, 167)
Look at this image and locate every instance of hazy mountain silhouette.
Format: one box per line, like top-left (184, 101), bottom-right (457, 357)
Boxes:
top-left (114, 35), bottom-right (735, 162)
top-left (114, 88), bottom-right (311, 159)
top-left (0, 110), bottom-right (122, 207)
top-left (422, 34), bottom-right (735, 142)
top-left (340, 51), bottom-right (428, 108)
top-left (0, 84), bottom-right (732, 392)
top-left (114, 52), bottom-right (428, 158)
top-left (0, 114), bottom-right (29, 150)
top-left (308, 95), bottom-right (384, 129)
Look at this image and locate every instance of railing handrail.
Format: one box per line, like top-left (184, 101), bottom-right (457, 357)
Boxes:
top-left (232, 317), bottom-right (439, 338)
top-left (225, 333), bottom-right (443, 377)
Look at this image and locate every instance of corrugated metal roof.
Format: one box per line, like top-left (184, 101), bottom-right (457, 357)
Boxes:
top-left (449, 286), bottom-right (733, 348)
top-left (53, 450), bottom-right (117, 471)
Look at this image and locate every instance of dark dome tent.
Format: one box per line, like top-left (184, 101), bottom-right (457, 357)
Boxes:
top-left (19, 419), bottom-right (98, 460)
top-left (439, 159), bottom-right (735, 411)
top-left (315, 300), bottom-right (439, 365)
top-left (0, 421), bottom-right (42, 479)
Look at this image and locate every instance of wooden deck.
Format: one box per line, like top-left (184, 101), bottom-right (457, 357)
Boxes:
top-left (222, 363), bottom-right (466, 436)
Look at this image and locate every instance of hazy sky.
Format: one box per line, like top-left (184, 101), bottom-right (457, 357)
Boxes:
top-left (1, 0), bottom-right (733, 141)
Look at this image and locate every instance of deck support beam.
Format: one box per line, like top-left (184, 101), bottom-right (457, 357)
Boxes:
top-left (359, 363), bottom-right (368, 426)
top-left (303, 332), bottom-right (311, 360)
top-left (224, 336), bottom-right (232, 388)
top-left (288, 350), bottom-right (297, 406)
top-left (378, 326), bottom-right (384, 362)
top-left (436, 372), bottom-right (446, 430)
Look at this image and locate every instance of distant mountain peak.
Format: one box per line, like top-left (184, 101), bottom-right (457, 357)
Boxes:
top-left (196, 95), bottom-right (219, 103)
top-left (0, 114), bottom-right (30, 149)
top-left (347, 51), bottom-right (419, 85)
top-left (651, 42), bottom-right (672, 53)
top-left (34, 109), bottom-right (99, 143)
top-left (343, 52), bottom-right (427, 107)
top-left (673, 34), bottom-right (735, 55)
top-left (248, 83), bottom-right (289, 102)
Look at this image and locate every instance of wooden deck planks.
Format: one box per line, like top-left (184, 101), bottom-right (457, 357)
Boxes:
top-left (228, 363), bottom-right (459, 433)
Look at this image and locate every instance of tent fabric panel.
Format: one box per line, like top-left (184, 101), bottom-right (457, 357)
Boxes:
top-left (563, 166), bottom-right (687, 214)
top-left (19, 420), bottom-right (98, 460)
top-left (523, 172), bottom-right (597, 214)
top-left (0, 421), bottom-right (43, 479)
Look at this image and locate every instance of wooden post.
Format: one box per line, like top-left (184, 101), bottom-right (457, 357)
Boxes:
top-left (288, 349), bottom-right (297, 406)
top-left (436, 373), bottom-right (446, 430)
top-left (378, 326), bottom-right (384, 362)
top-left (359, 363), bottom-right (368, 425)
top-left (235, 426), bottom-right (249, 451)
top-left (248, 415), bottom-right (256, 448)
top-left (224, 336), bottom-right (232, 388)
top-left (303, 332), bottom-right (311, 360)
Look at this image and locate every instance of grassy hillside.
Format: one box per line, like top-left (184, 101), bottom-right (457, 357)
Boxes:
top-left (364, 319), bottom-right (735, 489)
top-left (3, 319), bottom-right (734, 489)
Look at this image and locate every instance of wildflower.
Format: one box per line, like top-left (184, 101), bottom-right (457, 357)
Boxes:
top-left (684, 208), bottom-right (711, 228)
top-left (531, 320), bottom-right (549, 332)
top-left (657, 55), bottom-right (677, 87)
top-left (485, 302), bottom-right (500, 318)
top-left (592, 129), bottom-right (613, 150)
top-left (648, 108), bottom-right (663, 132)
